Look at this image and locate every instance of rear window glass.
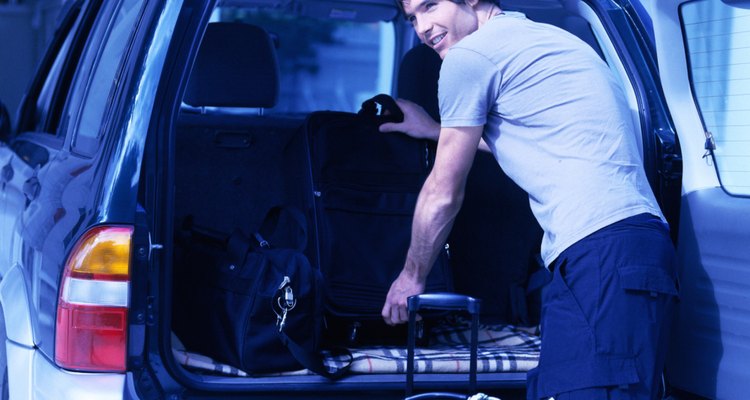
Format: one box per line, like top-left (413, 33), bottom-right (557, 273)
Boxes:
top-left (681, 0), bottom-right (750, 195)
top-left (211, 6), bottom-right (394, 113)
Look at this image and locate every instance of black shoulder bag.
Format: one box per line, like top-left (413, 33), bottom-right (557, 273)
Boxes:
top-left (190, 206), bottom-right (351, 378)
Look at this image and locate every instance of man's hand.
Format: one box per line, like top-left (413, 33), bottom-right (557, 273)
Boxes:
top-left (381, 269), bottom-right (426, 326)
top-left (380, 98), bottom-right (492, 153)
top-left (379, 98), bottom-right (440, 141)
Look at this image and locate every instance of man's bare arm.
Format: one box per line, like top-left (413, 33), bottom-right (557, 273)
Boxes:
top-left (382, 125), bottom-right (483, 325)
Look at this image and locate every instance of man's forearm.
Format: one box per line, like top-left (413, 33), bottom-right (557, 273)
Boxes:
top-left (402, 173), bottom-right (464, 282)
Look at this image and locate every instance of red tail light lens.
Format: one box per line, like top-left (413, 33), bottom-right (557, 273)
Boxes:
top-left (55, 225), bottom-right (132, 372)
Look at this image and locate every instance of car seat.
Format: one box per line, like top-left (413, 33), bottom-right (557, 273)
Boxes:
top-left (183, 22), bottom-right (280, 109)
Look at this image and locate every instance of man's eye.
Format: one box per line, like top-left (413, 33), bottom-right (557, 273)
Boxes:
top-left (425, 1), bottom-right (436, 10)
top-left (407, 15), bottom-right (416, 23)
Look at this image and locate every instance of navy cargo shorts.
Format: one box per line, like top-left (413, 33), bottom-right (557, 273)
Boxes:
top-left (526, 213), bottom-right (678, 400)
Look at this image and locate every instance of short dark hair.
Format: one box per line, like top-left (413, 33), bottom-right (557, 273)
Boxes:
top-left (396, 0), bottom-right (501, 16)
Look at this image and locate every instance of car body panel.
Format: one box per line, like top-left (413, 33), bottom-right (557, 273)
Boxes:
top-left (0, 264), bottom-right (35, 346)
top-left (668, 189), bottom-right (750, 399)
top-left (645, 0), bottom-right (750, 398)
top-left (7, 339), bottom-right (126, 400)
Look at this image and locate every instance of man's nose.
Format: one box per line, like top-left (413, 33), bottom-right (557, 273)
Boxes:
top-left (414, 18), bottom-right (431, 40)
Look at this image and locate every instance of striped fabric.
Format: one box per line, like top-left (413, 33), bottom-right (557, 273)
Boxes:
top-left (173, 347), bottom-right (250, 377)
top-left (325, 320), bottom-right (540, 374)
top-left (174, 319), bottom-right (540, 377)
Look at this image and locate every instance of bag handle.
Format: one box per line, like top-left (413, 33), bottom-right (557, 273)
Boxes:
top-left (358, 93), bottom-right (404, 124)
top-left (222, 206), bottom-right (307, 265)
top-left (257, 205), bottom-right (308, 251)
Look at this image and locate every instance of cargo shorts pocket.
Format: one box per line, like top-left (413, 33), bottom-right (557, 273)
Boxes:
top-left (582, 263), bottom-right (678, 360)
top-left (617, 265), bottom-right (678, 298)
top-left (616, 265), bottom-right (678, 325)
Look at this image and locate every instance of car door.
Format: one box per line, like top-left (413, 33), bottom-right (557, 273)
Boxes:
top-left (643, 1), bottom-right (750, 398)
top-left (0, 0), bottom-right (86, 273)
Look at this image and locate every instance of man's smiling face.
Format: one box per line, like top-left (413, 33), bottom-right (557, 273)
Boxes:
top-left (402, 0), bottom-right (480, 59)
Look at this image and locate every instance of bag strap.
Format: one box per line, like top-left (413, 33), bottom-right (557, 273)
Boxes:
top-left (526, 254), bottom-right (551, 294)
top-left (227, 229), bottom-right (252, 266)
top-left (277, 330), bottom-right (353, 379)
top-left (258, 205), bottom-right (308, 251)
top-left (225, 205), bottom-right (307, 264)
top-left (273, 279), bottom-right (353, 379)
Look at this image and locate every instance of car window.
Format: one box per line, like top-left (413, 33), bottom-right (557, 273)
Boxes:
top-left (681, 0), bottom-right (750, 196)
top-left (61, 0), bottom-right (145, 154)
top-left (35, 30), bottom-right (77, 132)
top-left (14, 1), bottom-right (85, 135)
top-left (213, 6), bottom-right (395, 113)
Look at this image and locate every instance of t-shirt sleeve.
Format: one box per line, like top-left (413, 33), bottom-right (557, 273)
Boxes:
top-left (438, 47), bottom-right (500, 128)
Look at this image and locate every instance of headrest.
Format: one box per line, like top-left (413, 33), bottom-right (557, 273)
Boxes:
top-left (184, 23), bottom-right (280, 108)
top-left (397, 44), bottom-right (442, 121)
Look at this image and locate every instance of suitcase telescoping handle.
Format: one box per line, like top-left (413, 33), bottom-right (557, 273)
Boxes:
top-left (406, 293), bottom-right (481, 398)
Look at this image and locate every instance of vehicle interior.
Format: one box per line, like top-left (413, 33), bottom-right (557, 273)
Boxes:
top-left (164, 0), bottom-right (650, 396)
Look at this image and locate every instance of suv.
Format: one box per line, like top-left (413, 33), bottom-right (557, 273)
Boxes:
top-left (0, 0), bottom-right (748, 399)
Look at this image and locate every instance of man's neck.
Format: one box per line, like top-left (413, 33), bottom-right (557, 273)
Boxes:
top-left (476, 2), bottom-right (503, 28)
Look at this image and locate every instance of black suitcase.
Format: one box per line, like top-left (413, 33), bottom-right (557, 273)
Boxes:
top-left (305, 95), bottom-right (453, 345)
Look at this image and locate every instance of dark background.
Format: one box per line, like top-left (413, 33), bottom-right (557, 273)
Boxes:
top-left (0, 0), bottom-right (64, 124)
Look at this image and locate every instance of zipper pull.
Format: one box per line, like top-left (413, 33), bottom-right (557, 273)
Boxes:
top-left (703, 130), bottom-right (715, 161)
top-left (277, 275), bottom-right (291, 290)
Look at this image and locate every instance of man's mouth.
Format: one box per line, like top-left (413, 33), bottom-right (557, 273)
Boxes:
top-left (430, 33), bottom-right (446, 47)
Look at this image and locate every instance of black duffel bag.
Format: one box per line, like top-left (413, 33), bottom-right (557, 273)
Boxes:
top-left (177, 206), bottom-right (349, 377)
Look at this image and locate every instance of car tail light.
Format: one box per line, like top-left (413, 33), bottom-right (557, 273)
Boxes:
top-left (55, 225), bottom-right (133, 372)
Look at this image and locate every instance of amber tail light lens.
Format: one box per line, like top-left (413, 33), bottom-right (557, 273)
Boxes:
top-left (55, 225), bottom-right (132, 372)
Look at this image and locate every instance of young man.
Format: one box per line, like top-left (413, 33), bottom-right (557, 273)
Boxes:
top-left (380, 1), bottom-right (678, 399)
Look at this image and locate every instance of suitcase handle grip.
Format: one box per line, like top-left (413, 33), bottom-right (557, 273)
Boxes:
top-left (407, 293), bottom-right (481, 315)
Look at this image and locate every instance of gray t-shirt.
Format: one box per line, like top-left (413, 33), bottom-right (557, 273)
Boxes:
top-left (439, 12), bottom-right (664, 266)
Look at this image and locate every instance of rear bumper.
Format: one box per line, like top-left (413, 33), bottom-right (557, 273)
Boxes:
top-left (7, 340), bottom-right (137, 399)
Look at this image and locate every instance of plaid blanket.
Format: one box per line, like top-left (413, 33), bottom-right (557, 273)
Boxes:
top-left (173, 319), bottom-right (540, 377)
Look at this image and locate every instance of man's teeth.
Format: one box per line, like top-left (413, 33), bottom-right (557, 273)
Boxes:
top-left (431, 34), bottom-right (445, 45)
